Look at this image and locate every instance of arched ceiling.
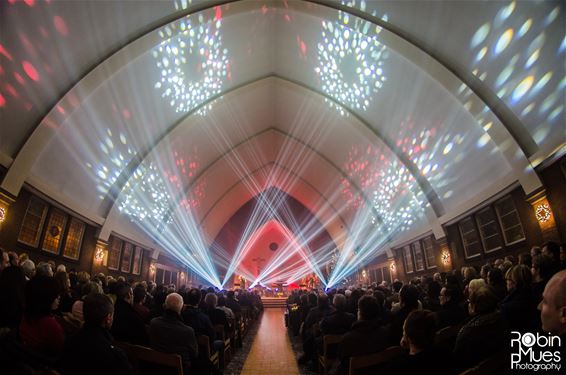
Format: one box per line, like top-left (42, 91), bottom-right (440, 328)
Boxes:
top-left (1, 0), bottom-right (564, 283)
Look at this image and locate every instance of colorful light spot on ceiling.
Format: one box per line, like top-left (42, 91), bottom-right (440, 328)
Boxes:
top-left (53, 16), bottom-right (68, 36)
top-left (512, 75), bottom-right (534, 102)
top-left (494, 28), bottom-right (513, 55)
top-left (22, 61), bottom-right (39, 81)
top-left (471, 23), bottom-right (490, 48)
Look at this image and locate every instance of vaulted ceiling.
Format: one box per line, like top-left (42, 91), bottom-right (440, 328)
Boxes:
top-left (1, 0), bottom-right (564, 283)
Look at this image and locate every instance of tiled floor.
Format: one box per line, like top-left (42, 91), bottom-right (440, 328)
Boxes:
top-left (240, 308), bottom-right (300, 375)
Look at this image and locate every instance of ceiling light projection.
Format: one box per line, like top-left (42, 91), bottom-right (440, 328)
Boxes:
top-left (341, 141), bottom-right (426, 235)
top-left (87, 128), bottom-right (136, 200)
top-left (153, 7), bottom-right (229, 114)
top-left (463, 0), bottom-right (564, 145)
top-left (315, 0), bottom-right (388, 115)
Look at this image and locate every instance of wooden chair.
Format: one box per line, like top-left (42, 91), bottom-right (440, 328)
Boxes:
top-left (348, 346), bottom-right (406, 375)
top-left (214, 324), bottom-right (232, 368)
top-left (114, 341), bottom-right (184, 375)
top-left (317, 334), bottom-right (343, 375)
top-left (459, 350), bottom-right (508, 375)
top-left (434, 324), bottom-right (461, 353)
top-left (197, 335), bottom-right (219, 369)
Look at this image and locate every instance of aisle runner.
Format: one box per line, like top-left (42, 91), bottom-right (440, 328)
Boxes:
top-left (239, 308), bottom-right (300, 375)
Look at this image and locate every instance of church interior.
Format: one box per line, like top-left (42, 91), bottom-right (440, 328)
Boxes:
top-left (0, 1), bottom-right (565, 374)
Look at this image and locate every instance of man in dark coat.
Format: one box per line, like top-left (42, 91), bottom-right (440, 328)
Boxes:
top-left (150, 293), bottom-right (197, 372)
top-left (337, 295), bottom-right (390, 374)
top-left (61, 293), bottom-right (132, 375)
top-left (111, 283), bottom-right (149, 345)
top-left (320, 293), bottom-right (355, 335)
top-left (182, 288), bottom-right (216, 348)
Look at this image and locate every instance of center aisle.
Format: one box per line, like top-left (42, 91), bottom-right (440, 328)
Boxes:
top-left (240, 308), bottom-right (300, 375)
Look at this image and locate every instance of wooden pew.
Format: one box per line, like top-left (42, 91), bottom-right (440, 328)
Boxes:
top-left (114, 341), bottom-right (183, 375)
top-left (318, 334), bottom-right (343, 375)
top-left (348, 346), bottom-right (405, 375)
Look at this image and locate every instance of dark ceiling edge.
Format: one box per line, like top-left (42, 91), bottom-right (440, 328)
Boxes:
top-left (307, 0), bottom-right (538, 157)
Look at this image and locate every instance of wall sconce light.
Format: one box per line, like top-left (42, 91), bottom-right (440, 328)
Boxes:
top-left (94, 239), bottom-right (108, 265)
top-left (94, 247), bottom-right (105, 263)
top-left (0, 206), bottom-right (6, 224)
top-left (535, 202), bottom-right (552, 223)
top-left (149, 263), bottom-right (156, 274)
top-left (180, 272), bottom-right (185, 280)
top-left (441, 250), bottom-right (451, 266)
top-left (389, 262), bottom-right (396, 272)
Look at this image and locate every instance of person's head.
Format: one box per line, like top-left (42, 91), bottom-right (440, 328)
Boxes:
top-left (24, 276), bottom-right (61, 320)
top-left (487, 267), bottom-right (504, 286)
top-left (463, 267), bottom-right (477, 282)
top-left (518, 253), bottom-right (532, 268)
top-left (0, 248), bottom-right (9, 271)
top-left (83, 293), bottom-right (114, 329)
top-left (21, 259), bottom-right (35, 279)
top-left (399, 284), bottom-right (419, 310)
top-left (205, 292), bottom-right (218, 308)
top-left (480, 264), bottom-right (492, 281)
top-left (317, 293), bottom-right (329, 309)
top-left (217, 294), bottom-right (227, 307)
top-left (54, 271), bottom-right (71, 293)
top-left (133, 285), bottom-right (147, 305)
top-left (401, 310), bottom-right (436, 354)
top-left (332, 293), bottom-right (347, 311)
top-left (36, 262), bottom-right (53, 277)
top-left (468, 285), bottom-right (499, 316)
top-left (56, 264), bottom-right (67, 273)
top-left (357, 295), bottom-right (379, 321)
top-left (165, 292), bottom-right (184, 314)
top-left (186, 288), bottom-right (202, 306)
top-left (542, 241), bottom-right (560, 263)
top-left (538, 270), bottom-right (566, 335)
top-left (531, 254), bottom-right (554, 283)
top-left (115, 282), bottom-right (133, 304)
top-left (81, 280), bottom-right (103, 298)
top-left (0, 265), bottom-right (26, 303)
top-left (468, 278), bottom-right (487, 295)
top-left (505, 264), bottom-right (532, 292)
top-left (530, 246), bottom-right (542, 258)
top-left (439, 285), bottom-right (462, 306)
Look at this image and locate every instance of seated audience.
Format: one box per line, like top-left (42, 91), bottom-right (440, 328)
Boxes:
top-left (61, 293), bottom-right (132, 374)
top-left (531, 254), bottom-right (554, 303)
top-left (320, 293), bottom-right (355, 335)
top-left (0, 266), bottom-right (26, 331)
top-left (132, 284), bottom-right (150, 323)
top-left (339, 295), bottom-right (389, 364)
top-left (453, 286), bottom-right (507, 371)
top-left (435, 285), bottom-right (466, 329)
top-left (487, 267), bottom-right (507, 301)
top-left (384, 310), bottom-right (453, 375)
top-left (19, 275), bottom-right (65, 360)
top-left (182, 288), bottom-right (216, 349)
top-left (111, 283), bottom-right (149, 345)
top-left (389, 284), bottom-right (419, 345)
top-left (150, 292), bottom-right (198, 372)
top-left (71, 281), bottom-right (103, 322)
top-left (501, 264), bottom-right (540, 331)
top-left (538, 269), bottom-right (566, 360)
top-left (54, 270), bottom-right (74, 313)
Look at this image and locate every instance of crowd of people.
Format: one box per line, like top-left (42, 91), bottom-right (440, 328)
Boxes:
top-left (0, 248), bottom-right (263, 375)
top-left (286, 241), bottom-right (566, 374)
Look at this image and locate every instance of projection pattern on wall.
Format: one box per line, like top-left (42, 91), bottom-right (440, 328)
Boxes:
top-left (315, 0), bottom-right (388, 115)
top-left (88, 128), bottom-right (137, 200)
top-left (153, 7), bottom-right (229, 114)
top-left (460, 1), bottom-right (564, 146)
